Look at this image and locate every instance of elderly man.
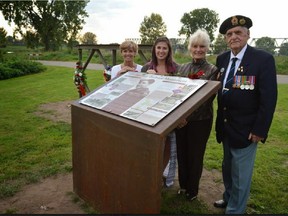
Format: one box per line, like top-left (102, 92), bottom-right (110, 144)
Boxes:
top-left (214, 15), bottom-right (277, 214)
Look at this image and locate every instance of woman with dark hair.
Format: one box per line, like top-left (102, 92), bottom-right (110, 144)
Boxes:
top-left (141, 36), bottom-right (178, 187)
top-left (141, 36), bottom-right (177, 75)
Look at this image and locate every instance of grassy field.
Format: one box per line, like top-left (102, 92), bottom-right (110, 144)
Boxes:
top-left (204, 84), bottom-right (288, 214)
top-left (2, 45), bottom-right (288, 75)
top-left (0, 63), bottom-right (287, 214)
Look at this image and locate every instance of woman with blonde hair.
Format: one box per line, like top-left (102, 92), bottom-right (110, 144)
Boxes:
top-left (176, 29), bottom-right (218, 201)
top-left (110, 40), bottom-right (142, 79)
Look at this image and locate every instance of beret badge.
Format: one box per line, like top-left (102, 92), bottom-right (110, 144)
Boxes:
top-left (231, 16), bottom-right (238, 26)
top-left (239, 18), bottom-right (246, 25)
top-left (219, 15), bottom-right (252, 34)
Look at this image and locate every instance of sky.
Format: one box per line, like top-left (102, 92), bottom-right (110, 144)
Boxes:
top-left (0, 0), bottom-right (286, 45)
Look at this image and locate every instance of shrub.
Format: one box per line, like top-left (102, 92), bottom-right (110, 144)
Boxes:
top-left (0, 60), bottom-right (46, 80)
top-left (0, 65), bottom-right (21, 79)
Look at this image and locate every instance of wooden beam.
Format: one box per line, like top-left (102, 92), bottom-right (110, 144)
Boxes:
top-left (78, 49), bottom-right (82, 62)
top-left (82, 49), bottom-right (95, 72)
top-left (112, 49), bottom-right (117, 66)
top-left (95, 49), bottom-right (108, 68)
top-left (138, 50), bottom-right (149, 63)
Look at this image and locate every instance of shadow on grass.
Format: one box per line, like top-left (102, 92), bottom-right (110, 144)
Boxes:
top-left (160, 188), bottom-right (211, 214)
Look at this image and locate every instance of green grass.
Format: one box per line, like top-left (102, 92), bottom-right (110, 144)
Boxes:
top-left (160, 189), bottom-right (210, 214)
top-left (67, 191), bottom-right (99, 214)
top-left (160, 85), bottom-right (288, 214)
top-left (0, 67), bottom-right (288, 214)
top-left (0, 63), bottom-right (287, 213)
top-left (0, 66), bottom-right (103, 199)
top-left (204, 84), bottom-right (288, 214)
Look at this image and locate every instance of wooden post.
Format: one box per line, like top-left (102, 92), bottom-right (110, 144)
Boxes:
top-left (112, 49), bottom-right (117, 66)
top-left (78, 48), bottom-right (82, 62)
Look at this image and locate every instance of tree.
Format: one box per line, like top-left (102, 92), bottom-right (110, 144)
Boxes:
top-left (0, 27), bottom-right (7, 48)
top-left (139, 13), bottom-right (167, 44)
top-left (23, 31), bottom-right (41, 49)
top-left (0, 0), bottom-right (89, 51)
top-left (6, 35), bottom-right (14, 45)
top-left (213, 34), bottom-right (228, 54)
top-left (278, 42), bottom-right (288, 56)
top-left (255, 37), bottom-right (276, 55)
top-left (0, 27), bottom-right (7, 62)
top-left (80, 32), bottom-right (97, 44)
top-left (178, 8), bottom-right (219, 42)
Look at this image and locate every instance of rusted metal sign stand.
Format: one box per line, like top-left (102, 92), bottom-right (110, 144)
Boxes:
top-left (71, 81), bottom-right (221, 214)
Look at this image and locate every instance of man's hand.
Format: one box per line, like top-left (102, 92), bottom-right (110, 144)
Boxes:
top-left (248, 133), bottom-right (264, 143)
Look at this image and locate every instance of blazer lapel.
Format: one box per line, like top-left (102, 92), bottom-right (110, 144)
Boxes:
top-left (237, 45), bottom-right (253, 75)
top-left (220, 54), bottom-right (231, 83)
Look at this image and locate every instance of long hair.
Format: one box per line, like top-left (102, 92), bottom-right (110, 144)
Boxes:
top-left (150, 36), bottom-right (177, 73)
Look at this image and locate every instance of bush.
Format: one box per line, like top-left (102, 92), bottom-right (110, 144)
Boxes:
top-left (275, 56), bottom-right (288, 75)
top-left (0, 50), bottom-right (5, 62)
top-left (0, 65), bottom-right (20, 79)
top-left (0, 60), bottom-right (46, 80)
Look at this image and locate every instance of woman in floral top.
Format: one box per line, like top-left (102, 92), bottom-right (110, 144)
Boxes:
top-left (176, 29), bottom-right (218, 201)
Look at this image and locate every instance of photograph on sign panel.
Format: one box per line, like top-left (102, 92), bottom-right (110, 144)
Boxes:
top-left (80, 72), bottom-right (207, 126)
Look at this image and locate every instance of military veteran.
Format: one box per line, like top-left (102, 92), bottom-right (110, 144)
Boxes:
top-left (214, 15), bottom-right (277, 214)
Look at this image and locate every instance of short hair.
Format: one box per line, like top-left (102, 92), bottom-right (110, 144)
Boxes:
top-left (188, 29), bottom-right (211, 50)
top-left (120, 40), bottom-right (138, 53)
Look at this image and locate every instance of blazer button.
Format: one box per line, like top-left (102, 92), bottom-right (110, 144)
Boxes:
top-left (224, 119), bottom-right (227, 122)
top-left (223, 107), bottom-right (227, 110)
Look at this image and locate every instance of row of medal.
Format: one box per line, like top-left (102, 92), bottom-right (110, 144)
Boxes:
top-left (232, 75), bottom-right (256, 90)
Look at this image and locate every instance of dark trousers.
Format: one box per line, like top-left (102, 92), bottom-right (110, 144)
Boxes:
top-left (175, 118), bottom-right (213, 197)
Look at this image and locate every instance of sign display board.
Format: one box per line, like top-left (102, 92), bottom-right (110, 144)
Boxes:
top-left (80, 72), bottom-right (207, 126)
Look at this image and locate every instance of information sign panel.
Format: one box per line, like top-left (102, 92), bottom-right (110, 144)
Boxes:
top-left (80, 72), bottom-right (207, 126)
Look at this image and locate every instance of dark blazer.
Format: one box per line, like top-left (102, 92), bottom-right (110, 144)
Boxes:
top-left (215, 45), bottom-right (277, 148)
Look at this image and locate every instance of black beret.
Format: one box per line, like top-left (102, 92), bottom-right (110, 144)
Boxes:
top-left (219, 15), bottom-right (253, 34)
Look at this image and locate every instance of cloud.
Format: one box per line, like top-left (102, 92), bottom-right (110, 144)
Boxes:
top-left (81, 0), bottom-right (141, 43)
top-left (1, 0), bottom-right (286, 44)
top-left (82, 0), bottom-right (286, 44)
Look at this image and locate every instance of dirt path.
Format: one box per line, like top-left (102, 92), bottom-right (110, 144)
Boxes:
top-left (0, 167), bottom-right (224, 214)
top-left (0, 101), bottom-right (225, 214)
top-left (0, 172), bottom-right (224, 214)
top-left (0, 173), bottom-right (85, 214)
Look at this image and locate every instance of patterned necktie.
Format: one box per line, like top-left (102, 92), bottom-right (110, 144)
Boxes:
top-left (223, 57), bottom-right (238, 94)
